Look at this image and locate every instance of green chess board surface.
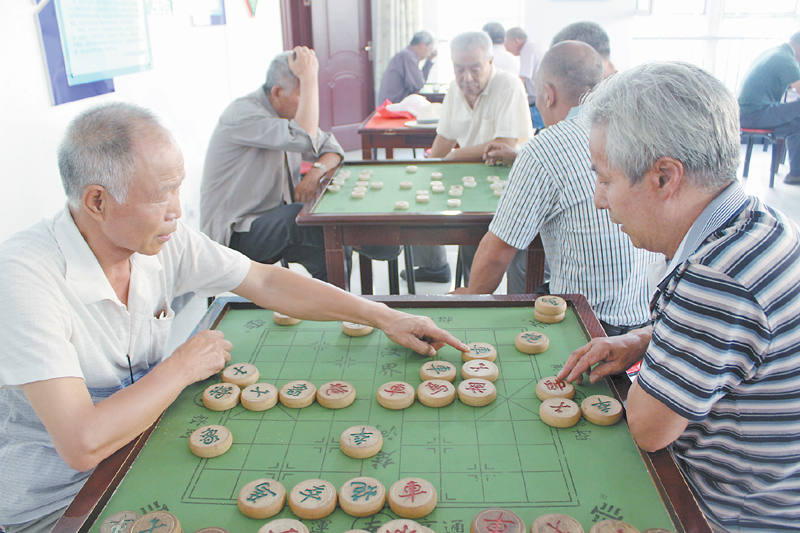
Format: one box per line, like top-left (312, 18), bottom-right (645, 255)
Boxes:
top-left (91, 302), bottom-right (675, 532)
top-left (312, 162), bottom-right (510, 215)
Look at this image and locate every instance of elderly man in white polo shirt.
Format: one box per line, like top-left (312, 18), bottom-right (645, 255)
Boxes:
top-left (404, 31), bottom-right (532, 284)
top-left (0, 103), bottom-right (468, 533)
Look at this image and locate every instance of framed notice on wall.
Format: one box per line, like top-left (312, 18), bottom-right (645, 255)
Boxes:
top-left (36, 0), bottom-right (114, 105)
top-left (53, 0), bottom-right (153, 86)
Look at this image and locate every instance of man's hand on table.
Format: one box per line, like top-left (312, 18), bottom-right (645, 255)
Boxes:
top-left (483, 141), bottom-right (518, 167)
top-left (375, 309), bottom-right (469, 357)
top-left (294, 173), bottom-right (321, 203)
top-left (172, 330), bottom-right (233, 384)
top-left (557, 326), bottom-right (653, 385)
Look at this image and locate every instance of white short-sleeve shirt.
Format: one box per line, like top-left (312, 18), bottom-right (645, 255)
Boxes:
top-left (0, 206), bottom-right (251, 524)
top-left (436, 67), bottom-right (533, 149)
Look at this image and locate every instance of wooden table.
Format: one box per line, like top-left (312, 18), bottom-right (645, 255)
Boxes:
top-left (296, 160), bottom-right (545, 295)
top-left (53, 295), bottom-right (711, 533)
top-left (419, 81), bottom-right (448, 103)
top-left (357, 110), bottom-right (438, 159)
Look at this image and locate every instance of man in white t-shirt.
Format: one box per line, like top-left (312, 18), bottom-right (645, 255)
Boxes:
top-left (0, 103), bottom-right (468, 533)
top-left (403, 31), bottom-right (532, 284)
top-left (482, 22), bottom-right (520, 76)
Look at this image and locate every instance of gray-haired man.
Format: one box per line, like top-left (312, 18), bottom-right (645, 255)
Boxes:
top-left (559, 61), bottom-right (800, 531)
top-left (404, 31), bottom-right (531, 284)
top-left (377, 31), bottom-right (437, 105)
top-left (201, 47), bottom-right (383, 282)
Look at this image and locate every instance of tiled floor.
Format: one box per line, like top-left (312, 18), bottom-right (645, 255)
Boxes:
top-left (166, 142), bottom-right (800, 353)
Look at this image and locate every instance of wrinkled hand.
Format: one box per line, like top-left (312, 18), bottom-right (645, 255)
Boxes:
top-left (557, 327), bottom-right (652, 385)
top-left (288, 46), bottom-right (318, 83)
top-left (428, 49), bottom-right (438, 61)
top-left (483, 141), bottom-right (518, 166)
top-left (172, 330), bottom-right (232, 384)
top-left (294, 174), bottom-right (320, 203)
top-left (379, 312), bottom-right (469, 357)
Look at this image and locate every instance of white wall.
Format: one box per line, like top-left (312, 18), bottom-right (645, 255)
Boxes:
top-left (0, 0), bottom-right (284, 243)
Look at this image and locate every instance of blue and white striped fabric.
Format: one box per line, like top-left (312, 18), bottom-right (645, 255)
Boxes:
top-left (489, 116), bottom-right (657, 326)
top-left (639, 196), bottom-right (800, 532)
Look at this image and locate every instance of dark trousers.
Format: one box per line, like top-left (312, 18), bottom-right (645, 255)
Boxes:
top-left (740, 99), bottom-right (800, 176)
top-left (229, 203), bottom-right (401, 283)
top-left (230, 203), bottom-right (330, 281)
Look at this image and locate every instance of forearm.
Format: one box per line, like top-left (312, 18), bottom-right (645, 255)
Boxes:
top-left (234, 262), bottom-right (396, 327)
top-left (294, 78), bottom-right (320, 137)
top-left (447, 138), bottom-right (515, 160)
top-left (429, 135), bottom-right (457, 158)
top-left (466, 232), bottom-right (518, 294)
top-left (24, 362), bottom-right (193, 471)
top-left (317, 151), bottom-right (342, 172)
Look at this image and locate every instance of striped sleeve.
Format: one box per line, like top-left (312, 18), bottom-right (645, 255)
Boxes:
top-left (639, 263), bottom-right (768, 421)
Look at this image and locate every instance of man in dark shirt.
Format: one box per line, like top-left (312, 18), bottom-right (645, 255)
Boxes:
top-left (377, 31), bottom-right (437, 104)
top-left (738, 31), bottom-right (800, 185)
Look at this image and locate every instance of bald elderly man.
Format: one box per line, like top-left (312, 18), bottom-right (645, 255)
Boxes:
top-left (460, 42), bottom-right (655, 338)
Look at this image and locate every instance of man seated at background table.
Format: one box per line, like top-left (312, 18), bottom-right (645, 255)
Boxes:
top-left (457, 42), bottom-right (655, 338)
top-left (482, 22), bottom-right (520, 76)
top-left (377, 31), bottom-right (437, 105)
top-left (0, 102), bottom-right (467, 533)
top-left (483, 20), bottom-right (617, 169)
top-left (403, 31), bottom-right (532, 285)
top-left (551, 21), bottom-right (617, 79)
top-left (505, 26), bottom-right (546, 129)
top-left (201, 47), bottom-right (398, 282)
top-left (558, 61), bottom-right (800, 532)
top-left (738, 31), bottom-right (800, 185)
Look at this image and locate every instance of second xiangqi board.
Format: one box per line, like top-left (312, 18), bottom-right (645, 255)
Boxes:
top-left (312, 162), bottom-right (510, 215)
top-left (89, 300), bottom-right (675, 532)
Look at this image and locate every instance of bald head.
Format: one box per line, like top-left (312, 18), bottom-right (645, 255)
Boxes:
top-left (537, 41), bottom-right (603, 104)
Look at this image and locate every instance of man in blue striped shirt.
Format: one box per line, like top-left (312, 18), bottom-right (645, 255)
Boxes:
top-left (560, 61), bottom-right (800, 532)
top-left (461, 41), bottom-right (656, 334)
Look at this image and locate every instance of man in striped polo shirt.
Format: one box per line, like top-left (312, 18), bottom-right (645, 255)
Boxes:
top-left (461, 41), bottom-right (656, 335)
top-left (559, 62), bottom-right (800, 531)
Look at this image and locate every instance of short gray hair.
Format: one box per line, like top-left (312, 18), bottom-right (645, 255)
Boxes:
top-left (265, 51), bottom-right (299, 93)
top-left (552, 21), bottom-right (610, 58)
top-left (482, 22), bottom-right (505, 45)
top-left (582, 61), bottom-right (740, 191)
top-left (58, 102), bottom-right (167, 209)
top-left (450, 31), bottom-right (493, 59)
top-left (410, 31), bottom-right (434, 46)
top-left (506, 27), bottom-right (527, 41)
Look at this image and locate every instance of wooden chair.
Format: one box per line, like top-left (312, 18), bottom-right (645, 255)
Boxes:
top-left (741, 128), bottom-right (787, 188)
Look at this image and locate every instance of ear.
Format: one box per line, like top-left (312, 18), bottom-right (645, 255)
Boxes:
top-left (543, 83), bottom-right (556, 109)
top-left (82, 185), bottom-right (109, 223)
top-left (270, 85), bottom-right (283, 101)
top-left (648, 157), bottom-right (685, 198)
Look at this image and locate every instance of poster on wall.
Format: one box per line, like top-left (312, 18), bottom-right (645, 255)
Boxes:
top-left (36, 0), bottom-right (114, 105)
top-left (54, 0), bottom-right (153, 86)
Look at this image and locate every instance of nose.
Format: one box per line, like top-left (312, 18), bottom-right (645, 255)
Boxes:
top-left (167, 190), bottom-right (182, 221)
top-left (593, 183), bottom-right (608, 211)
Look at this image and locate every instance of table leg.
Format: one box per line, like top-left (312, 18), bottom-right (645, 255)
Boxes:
top-left (324, 226), bottom-right (349, 291)
top-left (386, 147), bottom-right (394, 159)
top-left (403, 245), bottom-right (416, 295)
top-left (362, 137), bottom-right (373, 160)
top-left (359, 254), bottom-right (373, 295)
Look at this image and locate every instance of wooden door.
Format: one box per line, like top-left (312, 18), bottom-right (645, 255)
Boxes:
top-left (281, 0), bottom-right (374, 151)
